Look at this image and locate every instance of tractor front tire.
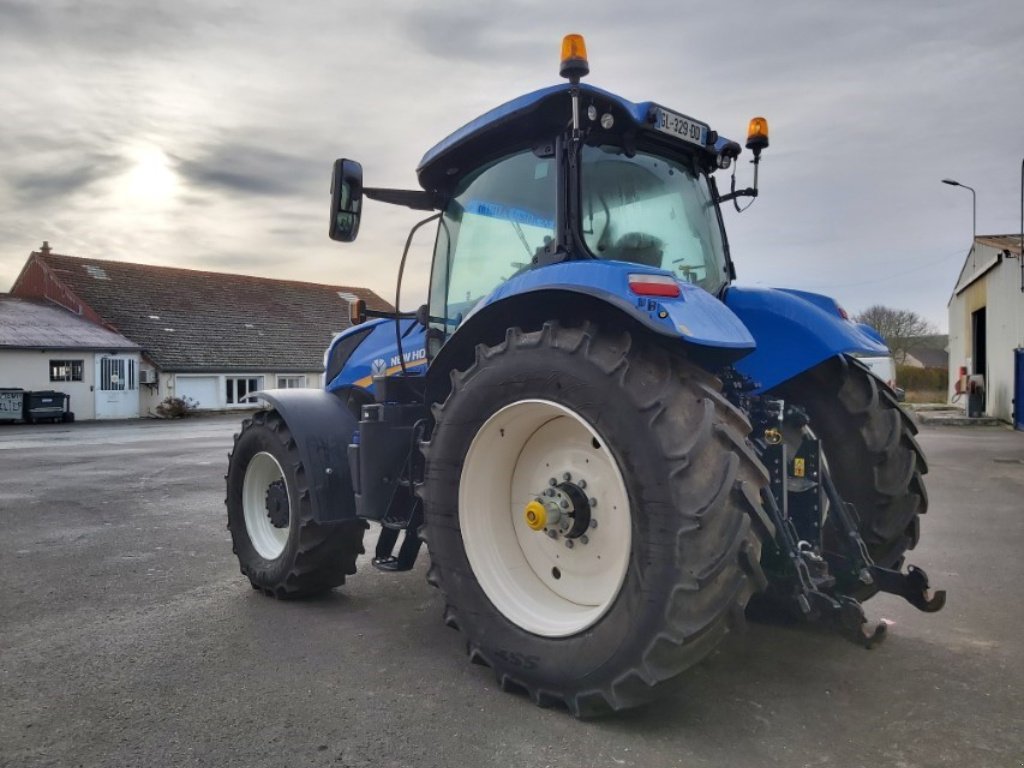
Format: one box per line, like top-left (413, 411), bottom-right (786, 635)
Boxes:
top-left (777, 355), bottom-right (928, 576)
top-left (421, 323), bottom-right (771, 716)
top-left (226, 409), bottom-right (365, 598)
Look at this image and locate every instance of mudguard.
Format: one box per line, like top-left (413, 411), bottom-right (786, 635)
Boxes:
top-left (725, 286), bottom-right (889, 392)
top-left (464, 260), bottom-right (755, 356)
top-left (250, 389), bottom-right (358, 523)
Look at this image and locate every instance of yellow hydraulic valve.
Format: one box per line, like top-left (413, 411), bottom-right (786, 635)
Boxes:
top-left (524, 499), bottom-right (547, 531)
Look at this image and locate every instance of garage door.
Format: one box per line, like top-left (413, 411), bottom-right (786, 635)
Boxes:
top-left (176, 376), bottom-right (219, 409)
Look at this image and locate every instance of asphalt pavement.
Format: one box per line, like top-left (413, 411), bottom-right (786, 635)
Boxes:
top-left (1, 415), bottom-right (1021, 768)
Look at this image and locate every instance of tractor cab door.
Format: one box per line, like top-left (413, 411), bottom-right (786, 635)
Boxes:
top-left (427, 149), bottom-right (556, 352)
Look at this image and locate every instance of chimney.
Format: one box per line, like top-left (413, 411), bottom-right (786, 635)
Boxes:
top-left (40, 241), bottom-right (51, 255)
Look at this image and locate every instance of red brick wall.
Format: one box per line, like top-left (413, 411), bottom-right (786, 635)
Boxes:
top-left (11, 256), bottom-right (107, 327)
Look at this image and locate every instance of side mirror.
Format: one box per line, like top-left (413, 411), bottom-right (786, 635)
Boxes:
top-left (329, 159), bottom-right (363, 242)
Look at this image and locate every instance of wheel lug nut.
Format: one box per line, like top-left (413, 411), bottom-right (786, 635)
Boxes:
top-left (589, 519), bottom-right (598, 529)
top-left (578, 479), bottom-right (587, 489)
top-left (546, 529), bottom-right (558, 539)
top-left (580, 535), bottom-right (589, 545)
top-left (589, 498), bottom-right (598, 508)
top-left (564, 539), bottom-right (574, 549)
top-left (562, 472), bottom-right (572, 482)
top-left (548, 478), bottom-right (557, 487)
top-left (560, 500), bottom-right (569, 509)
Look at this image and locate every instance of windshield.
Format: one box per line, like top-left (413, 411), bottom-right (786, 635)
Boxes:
top-left (429, 150), bottom-right (555, 335)
top-left (580, 145), bottom-right (729, 294)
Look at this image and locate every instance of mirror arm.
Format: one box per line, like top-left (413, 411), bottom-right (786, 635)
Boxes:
top-left (364, 187), bottom-right (440, 211)
top-left (364, 308), bottom-right (418, 320)
top-left (717, 187), bottom-right (758, 203)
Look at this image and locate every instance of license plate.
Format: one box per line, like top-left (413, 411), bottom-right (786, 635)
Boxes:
top-left (651, 107), bottom-right (709, 147)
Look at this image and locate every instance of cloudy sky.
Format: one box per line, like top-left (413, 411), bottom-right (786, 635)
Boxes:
top-left (1, 0), bottom-right (1021, 330)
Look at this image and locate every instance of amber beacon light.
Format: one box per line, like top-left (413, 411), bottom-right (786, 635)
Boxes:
top-left (746, 116), bottom-right (769, 154)
top-left (559, 34), bottom-right (589, 80)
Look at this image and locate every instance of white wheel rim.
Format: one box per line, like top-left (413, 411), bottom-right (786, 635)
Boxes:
top-left (459, 399), bottom-right (632, 638)
top-left (243, 451), bottom-right (290, 560)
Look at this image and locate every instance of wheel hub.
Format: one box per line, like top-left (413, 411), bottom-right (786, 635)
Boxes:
top-left (523, 474), bottom-right (594, 541)
top-left (265, 479), bottom-right (290, 529)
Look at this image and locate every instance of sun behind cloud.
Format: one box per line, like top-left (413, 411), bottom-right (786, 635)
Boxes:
top-left (122, 144), bottom-right (178, 206)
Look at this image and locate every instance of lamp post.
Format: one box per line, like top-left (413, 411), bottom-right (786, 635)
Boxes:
top-left (942, 178), bottom-right (976, 241)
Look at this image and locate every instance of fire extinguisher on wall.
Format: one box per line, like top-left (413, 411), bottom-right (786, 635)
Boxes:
top-left (953, 366), bottom-right (969, 401)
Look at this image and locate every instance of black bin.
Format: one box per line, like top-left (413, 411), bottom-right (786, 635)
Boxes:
top-left (24, 391), bottom-right (73, 424)
top-left (967, 391), bottom-right (984, 419)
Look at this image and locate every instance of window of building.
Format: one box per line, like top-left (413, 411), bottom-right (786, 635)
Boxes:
top-left (276, 375), bottom-right (307, 389)
top-left (98, 357), bottom-right (136, 390)
top-left (49, 359), bottom-right (84, 382)
top-left (226, 376), bottom-right (263, 405)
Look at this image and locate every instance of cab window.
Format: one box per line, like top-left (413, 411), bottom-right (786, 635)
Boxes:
top-left (430, 151), bottom-right (555, 337)
top-left (580, 145), bottom-right (729, 294)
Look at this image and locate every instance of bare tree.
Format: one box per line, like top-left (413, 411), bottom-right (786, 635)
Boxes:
top-left (854, 305), bottom-right (936, 363)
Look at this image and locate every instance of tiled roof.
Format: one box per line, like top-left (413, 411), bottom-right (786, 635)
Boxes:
top-left (0, 295), bottom-right (138, 351)
top-left (29, 253), bottom-right (390, 372)
top-left (905, 346), bottom-right (948, 369)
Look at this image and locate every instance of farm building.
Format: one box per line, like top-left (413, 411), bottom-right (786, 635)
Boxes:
top-left (9, 243), bottom-right (389, 418)
top-left (946, 234), bottom-right (1024, 427)
top-left (0, 295), bottom-right (140, 420)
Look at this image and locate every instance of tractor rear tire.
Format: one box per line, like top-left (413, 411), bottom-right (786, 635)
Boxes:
top-left (420, 322), bottom-right (772, 717)
top-left (776, 355), bottom-right (928, 579)
top-left (226, 409), bottom-right (366, 598)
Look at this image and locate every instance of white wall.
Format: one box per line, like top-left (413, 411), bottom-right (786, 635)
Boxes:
top-left (948, 283), bottom-right (967, 405)
top-left (141, 370), bottom-right (324, 416)
top-left (0, 349), bottom-right (98, 421)
top-left (947, 243), bottom-right (1024, 423)
top-left (986, 259), bottom-right (1024, 423)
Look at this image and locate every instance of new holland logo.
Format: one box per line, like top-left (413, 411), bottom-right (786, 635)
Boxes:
top-left (370, 358), bottom-right (388, 376)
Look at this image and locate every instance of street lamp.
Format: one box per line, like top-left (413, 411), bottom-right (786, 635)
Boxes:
top-left (942, 179), bottom-right (974, 268)
top-left (942, 179), bottom-right (974, 239)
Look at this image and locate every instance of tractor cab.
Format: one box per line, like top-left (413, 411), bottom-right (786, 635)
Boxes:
top-left (331, 35), bottom-right (769, 359)
top-left (423, 107), bottom-right (737, 344)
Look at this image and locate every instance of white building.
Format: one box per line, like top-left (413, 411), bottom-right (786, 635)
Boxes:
top-left (10, 245), bottom-right (389, 417)
top-left (0, 296), bottom-right (140, 421)
top-left (947, 234), bottom-right (1024, 427)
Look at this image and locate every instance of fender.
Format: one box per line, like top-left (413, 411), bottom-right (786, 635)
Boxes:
top-left (466, 260), bottom-right (753, 353)
top-left (724, 286), bottom-right (889, 392)
top-left (424, 260), bottom-right (755, 404)
top-left (251, 389), bottom-right (358, 523)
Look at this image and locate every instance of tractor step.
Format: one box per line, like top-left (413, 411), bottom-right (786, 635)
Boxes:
top-left (371, 523), bottom-right (423, 572)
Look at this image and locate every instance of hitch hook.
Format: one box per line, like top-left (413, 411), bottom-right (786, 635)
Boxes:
top-left (872, 564), bottom-right (947, 613)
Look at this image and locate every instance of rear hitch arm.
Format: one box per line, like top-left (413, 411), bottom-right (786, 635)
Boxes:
top-left (758, 482), bottom-right (887, 647)
top-left (821, 463), bottom-right (946, 615)
top-left (870, 564), bottom-right (947, 613)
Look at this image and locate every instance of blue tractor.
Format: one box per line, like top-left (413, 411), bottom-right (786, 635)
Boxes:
top-left (226, 36), bottom-right (944, 716)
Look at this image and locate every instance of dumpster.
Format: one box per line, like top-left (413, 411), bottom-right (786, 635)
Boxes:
top-left (0, 388), bottom-right (25, 422)
top-left (24, 390), bottom-right (73, 424)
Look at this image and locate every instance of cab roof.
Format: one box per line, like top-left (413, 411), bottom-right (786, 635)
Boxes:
top-left (416, 83), bottom-right (737, 193)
